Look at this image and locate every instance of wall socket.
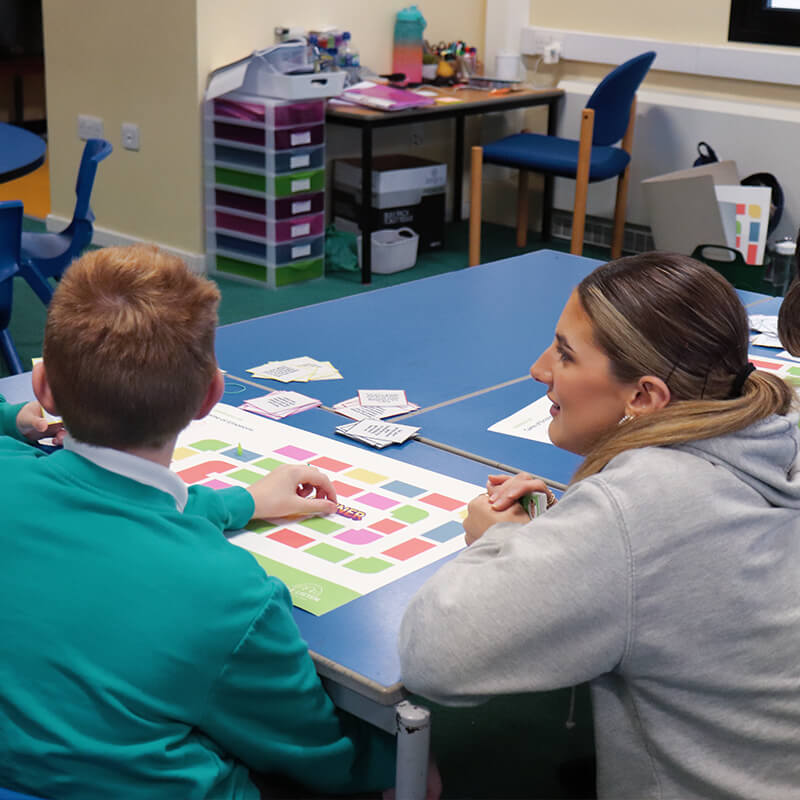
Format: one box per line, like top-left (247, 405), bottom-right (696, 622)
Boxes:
top-left (77, 114), bottom-right (104, 140)
top-left (543, 41), bottom-right (562, 65)
top-left (121, 122), bottom-right (140, 151)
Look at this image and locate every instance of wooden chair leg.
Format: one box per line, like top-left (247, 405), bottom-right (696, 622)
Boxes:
top-left (516, 170), bottom-right (529, 248)
top-left (570, 108), bottom-right (595, 256)
top-left (611, 96), bottom-right (638, 259)
top-left (469, 146), bottom-right (483, 266)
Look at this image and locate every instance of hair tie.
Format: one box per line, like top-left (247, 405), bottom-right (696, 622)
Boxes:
top-left (728, 363), bottom-right (755, 398)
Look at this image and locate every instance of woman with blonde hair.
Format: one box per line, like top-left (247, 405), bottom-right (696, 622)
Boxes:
top-left (399, 252), bottom-right (800, 799)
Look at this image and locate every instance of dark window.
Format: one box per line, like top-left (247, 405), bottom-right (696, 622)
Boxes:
top-left (729, 0), bottom-right (800, 46)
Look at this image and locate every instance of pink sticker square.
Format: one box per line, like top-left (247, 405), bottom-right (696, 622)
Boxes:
top-left (383, 538), bottom-right (435, 560)
top-left (274, 445), bottom-right (317, 461)
top-left (335, 529), bottom-right (382, 545)
top-left (309, 456), bottom-right (352, 472)
top-left (356, 492), bottom-right (399, 510)
top-left (202, 479), bottom-right (234, 489)
top-left (332, 480), bottom-right (362, 497)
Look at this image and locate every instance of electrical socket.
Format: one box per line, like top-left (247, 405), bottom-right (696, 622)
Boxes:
top-left (543, 41), bottom-right (561, 65)
top-left (121, 122), bottom-right (140, 151)
top-left (77, 114), bottom-right (104, 140)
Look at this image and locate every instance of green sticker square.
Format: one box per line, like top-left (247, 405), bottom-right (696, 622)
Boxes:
top-left (190, 438), bottom-right (230, 451)
top-left (227, 468), bottom-right (264, 485)
top-left (253, 457), bottom-right (285, 471)
top-left (344, 557), bottom-right (393, 574)
top-left (249, 520), bottom-right (277, 533)
top-left (306, 543), bottom-right (351, 563)
top-left (391, 505), bottom-right (430, 523)
top-left (300, 517), bottom-right (344, 534)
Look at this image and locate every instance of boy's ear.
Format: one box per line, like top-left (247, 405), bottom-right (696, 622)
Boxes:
top-left (194, 369), bottom-right (225, 420)
top-left (32, 361), bottom-right (59, 415)
top-left (625, 375), bottom-right (671, 417)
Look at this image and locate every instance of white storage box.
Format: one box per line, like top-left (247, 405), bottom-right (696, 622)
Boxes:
top-left (354, 227), bottom-right (419, 274)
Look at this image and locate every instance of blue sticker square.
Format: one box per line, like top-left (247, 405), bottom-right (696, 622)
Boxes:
top-left (382, 480), bottom-right (426, 497)
top-left (423, 520), bottom-right (465, 543)
top-left (749, 221), bottom-right (760, 241)
top-left (221, 446), bottom-right (263, 462)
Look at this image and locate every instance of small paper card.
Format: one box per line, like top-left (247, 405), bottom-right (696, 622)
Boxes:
top-left (357, 389), bottom-right (408, 407)
top-left (241, 391), bottom-right (321, 419)
top-left (333, 396), bottom-right (419, 421)
top-left (336, 419), bottom-right (420, 448)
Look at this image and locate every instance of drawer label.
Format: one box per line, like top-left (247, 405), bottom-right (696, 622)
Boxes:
top-left (292, 244), bottom-right (312, 258)
top-left (291, 223), bottom-right (311, 238)
top-left (291, 178), bottom-right (312, 193)
top-left (291, 200), bottom-right (312, 214)
top-left (290, 131), bottom-right (312, 146)
top-left (290, 154), bottom-right (311, 169)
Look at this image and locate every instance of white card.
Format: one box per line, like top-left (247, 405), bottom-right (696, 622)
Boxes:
top-left (358, 389), bottom-right (408, 407)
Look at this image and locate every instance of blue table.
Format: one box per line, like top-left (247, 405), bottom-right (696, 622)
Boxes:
top-left (0, 122), bottom-right (45, 182)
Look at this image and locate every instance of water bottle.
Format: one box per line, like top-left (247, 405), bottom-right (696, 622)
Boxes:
top-left (768, 238), bottom-right (797, 295)
top-left (392, 6), bottom-right (426, 84)
top-left (307, 34), bottom-right (321, 72)
top-left (339, 31), bottom-right (360, 68)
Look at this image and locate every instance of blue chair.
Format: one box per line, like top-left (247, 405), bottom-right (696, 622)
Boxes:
top-left (468, 51), bottom-right (656, 265)
top-left (0, 200), bottom-right (25, 375)
top-left (19, 137), bottom-right (112, 305)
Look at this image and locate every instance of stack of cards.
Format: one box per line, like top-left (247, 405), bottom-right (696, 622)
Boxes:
top-left (333, 388), bottom-right (419, 421)
top-left (241, 391), bottom-right (321, 420)
top-left (248, 357), bottom-right (342, 383)
top-left (336, 419), bottom-right (421, 449)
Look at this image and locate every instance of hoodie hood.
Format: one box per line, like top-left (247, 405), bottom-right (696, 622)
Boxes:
top-left (675, 413), bottom-right (800, 509)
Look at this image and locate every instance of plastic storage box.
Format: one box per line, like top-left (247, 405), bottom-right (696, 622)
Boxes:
top-left (355, 227), bottom-right (419, 274)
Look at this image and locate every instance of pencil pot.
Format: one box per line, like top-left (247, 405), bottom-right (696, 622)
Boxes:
top-left (392, 5), bottom-right (426, 84)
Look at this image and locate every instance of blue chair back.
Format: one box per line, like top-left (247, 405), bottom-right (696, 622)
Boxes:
top-left (586, 51), bottom-right (656, 146)
top-left (0, 788), bottom-right (49, 800)
top-left (0, 200), bottom-right (23, 328)
top-left (73, 138), bottom-right (113, 223)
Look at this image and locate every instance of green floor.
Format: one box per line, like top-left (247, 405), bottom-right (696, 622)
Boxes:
top-left (4, 218), bottom-right (602, 798)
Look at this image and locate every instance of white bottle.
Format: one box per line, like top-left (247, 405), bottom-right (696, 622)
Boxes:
top-left (340, 31), bottom-right (360, 67)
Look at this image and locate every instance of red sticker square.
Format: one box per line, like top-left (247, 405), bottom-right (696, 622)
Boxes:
top-left (310, 456), bottom-right (352, 472)
top-left (382, 538), bottom-right (435, 560)
top-left (736, 203), bottom-right (746, 215)
top-left (332, 480), bottom-right (362, 497)
top-left (747, 243), bottom-right (758, 264)
top-left (369, 518), bottom-right (406, 534)
top-left (420, 493), bottom-right (464, 512)
top-left (267, 528), bottom-right (314, 548)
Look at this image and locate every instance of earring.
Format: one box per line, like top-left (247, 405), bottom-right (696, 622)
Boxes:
top-left (618, 413), bottom-right (634, 425)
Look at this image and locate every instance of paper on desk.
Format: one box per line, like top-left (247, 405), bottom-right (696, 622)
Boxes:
top-left (749, 314), bottom-right (778, 336)
top-left (751, 332), bottom-right (782, 348)
top-left (488, 395), bottom-right (553, 444)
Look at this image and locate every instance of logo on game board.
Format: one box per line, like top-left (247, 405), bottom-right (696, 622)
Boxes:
top-left (292, 583), bottom-right (324, 604)
top-left (336, 503), bottom-right (365, 521)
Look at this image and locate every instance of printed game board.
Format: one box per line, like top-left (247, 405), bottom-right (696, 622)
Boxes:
top-left (173, 404), bottom-right (481, 615)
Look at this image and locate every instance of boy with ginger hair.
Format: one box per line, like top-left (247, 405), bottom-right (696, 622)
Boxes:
top-left (0, 245), bottom-right (396, 799)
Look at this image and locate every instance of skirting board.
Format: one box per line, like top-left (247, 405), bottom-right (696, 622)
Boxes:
top-left (45, 214), bottom-right (207, 275)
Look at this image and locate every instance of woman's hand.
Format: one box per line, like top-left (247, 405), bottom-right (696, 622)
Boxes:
top-left (16, 401), bottom-right (66, 446)
top-left (463, 491), bottom-right (529, 545)
top-left (486, 472), bottom-right (557, 512)
top-left (247, 464), bottom-right (337, 521)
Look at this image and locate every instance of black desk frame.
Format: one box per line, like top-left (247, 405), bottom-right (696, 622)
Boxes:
top-left (327, 89), bottom-right (564, 283)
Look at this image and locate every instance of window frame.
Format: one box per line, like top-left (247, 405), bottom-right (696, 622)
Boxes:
top-left (729, 0), bottom-right (800, 46)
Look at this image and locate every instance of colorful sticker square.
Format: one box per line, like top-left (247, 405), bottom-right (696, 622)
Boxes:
top-left (227, 468), bottom-right (264, 485)
top-left (177, 460), bottom-right (235, 484)
top-left (268, 529), bottom-right (314, 548)
top-left (189, 439), bottom-right (230, 451)
top-left (300, 517), bottom-right (344, 534)
top-left (331, 480), bottom-right (362, 497)
top-left (369, 519), bottom-right (407, 534)
top-left (309, 456), bottom-right (352, 472)
top-left (250, 520), bottom-right (277, 533)
top-left (381, 480), bottom-right (425, 497)
top-left (221, 446), bottom-right (262, 461)
top-left (253, 457), bottom-right (285, 472)
top-left (344, 557), bottom-right (392, 574)
top-left (202, 479), bottom-right (234, 490)
top-left (419, 493), bottom-right (465, 512)
top-left (274, 445), bottom-right (317, 461)
top-left (383, 538), bottom-right (435, 560)
top-left (335, 529), bottom-right (382, 545)
top-left (172, 446), bottom-right (197, 461)
top-left (424, 520), bottom-right (465, 543)
top-left (305, 543), bottom-right (351, 563)
top-left (391, 505), bottom-right (429, 523)
top-left (356, 492), bottom-right (399, 510)
top-left (345, 468), bottom-right (388, 484)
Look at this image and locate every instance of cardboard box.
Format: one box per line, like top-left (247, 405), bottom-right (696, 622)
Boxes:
top-left (333, 155), bottom-right (447, 251)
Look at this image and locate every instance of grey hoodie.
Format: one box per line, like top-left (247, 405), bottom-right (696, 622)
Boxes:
top-left (399, 414), bottom-right (800, 799)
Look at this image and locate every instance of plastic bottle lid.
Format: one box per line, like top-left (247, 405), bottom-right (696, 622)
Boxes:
top-left (343, 31), bottom-right (351, 40)
top-left (775, 240), bottom-right (797, 256)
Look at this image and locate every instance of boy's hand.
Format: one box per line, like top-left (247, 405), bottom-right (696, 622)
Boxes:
top-left (16, 401), bottom-right (66, 446)
top-left (463, 491), bottom-right (528, 545)
top-left (486, 472), bottom-right (556, 512)
top-left (247, 464), bottom-right (337, 521)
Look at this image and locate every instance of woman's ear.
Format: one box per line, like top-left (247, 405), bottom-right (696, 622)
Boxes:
top-left (32, 361), bottom-right (59, 415)
top-left (626, 375), bottom-right (671, 417)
